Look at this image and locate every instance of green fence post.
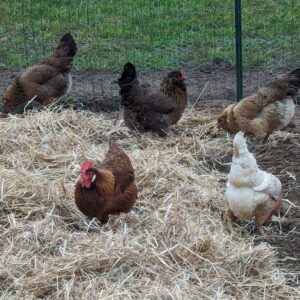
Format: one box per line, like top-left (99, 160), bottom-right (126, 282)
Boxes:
top-left (235, 0), bottom-right (243, 101)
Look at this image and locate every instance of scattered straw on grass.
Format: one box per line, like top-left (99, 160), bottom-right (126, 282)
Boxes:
top-left (0, 107), bottom-right (299, 299)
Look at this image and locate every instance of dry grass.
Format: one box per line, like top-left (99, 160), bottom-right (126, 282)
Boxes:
top-left (0, 107), bottom-right (299, 299)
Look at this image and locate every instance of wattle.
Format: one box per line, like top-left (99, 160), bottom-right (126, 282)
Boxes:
top-left (82, 180), bottom-right (92, 188)
top-left (266, 215), bottom-right (272, 222)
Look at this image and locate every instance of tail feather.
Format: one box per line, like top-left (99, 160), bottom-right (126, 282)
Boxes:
top-left (108, 140), bottom-right (120, 151)
top-left (286, 68), bottom-right (300, 96)
top-left (3, 77), bottom-right (27, 108)
top-left (118, 63), bottom-right (137, 83)
top-left (256, 67), bottom-right (300, 105)
top-left (54, 33), bottom-right (77, 58)
top-left (290, 67), bottom-right (300, 77)
top-left (107, 140), bottom-right (127, 158)
top-left (118, 63), bottom-right (139, 108)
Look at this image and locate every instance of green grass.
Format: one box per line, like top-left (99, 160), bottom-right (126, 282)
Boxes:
top-left (0, 0), bottom-right (300, 71)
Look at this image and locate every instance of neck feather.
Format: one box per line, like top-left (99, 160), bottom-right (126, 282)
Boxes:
top-left (159, 78), bottom-right (187, 105)
top-left (95, 169), bottom-right (115, 194)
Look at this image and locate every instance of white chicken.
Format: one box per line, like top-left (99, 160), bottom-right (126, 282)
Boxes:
top-left (225, 131), bottom-right (282, 234)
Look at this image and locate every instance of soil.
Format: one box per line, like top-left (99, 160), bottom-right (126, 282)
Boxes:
top-left (0, 62), bottom-right (297, 112)
top-left (197, 100), bottom-right (300, 275)
top-left (0, 64), bottom-right (299, 273)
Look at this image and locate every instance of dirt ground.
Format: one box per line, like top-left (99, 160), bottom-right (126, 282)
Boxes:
top-left (0, 65), bottom-right (299, 274)
top-left (197, 100), bottom-right (300, 277)
top-left (0, 62), bottom-right (295, 111)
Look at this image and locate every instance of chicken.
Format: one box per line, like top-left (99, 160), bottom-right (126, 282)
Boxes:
top-left (75, 141), bottom-right (138, 225)
top-left (225, 131), bottom-right (282, 235)
top-left (117, 63), bottom-right (187, 137)
top-left (217, 68), bottom-right (300, 143)
top-left (2, 33), bottom-right (77, 114)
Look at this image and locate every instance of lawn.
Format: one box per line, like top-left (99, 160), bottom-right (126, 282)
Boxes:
top-left (0, 0), bottom-right (300, 71)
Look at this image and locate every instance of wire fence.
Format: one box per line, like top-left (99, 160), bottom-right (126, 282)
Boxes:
top-left (0, 0), bottom-right (299, 109)
top-left (0, 0), bottom-right (236, 70)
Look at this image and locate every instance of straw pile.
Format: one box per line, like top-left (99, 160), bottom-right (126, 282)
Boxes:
top-left (0, 107), bottom-right (299, 299)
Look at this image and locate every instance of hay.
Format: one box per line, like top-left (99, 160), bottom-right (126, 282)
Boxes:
top-left (0, 107), bottom-right (299, 299)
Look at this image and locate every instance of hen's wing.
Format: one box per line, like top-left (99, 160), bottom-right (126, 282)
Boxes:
top-left (3, 64), bottom-right (68, 108)
top-left (19, 65), bottom-right (69, 103)
top-left (104, 182), bottom-right (138, 214)
top-left (101, 141), bottom-right (135, 192)
top-left (125, 86), bottom-right (176, 114)
top-left (233, 69), bottom-right (300, 121)
top-left (253, 172), bottom-right (282, 198)
top-left (141, 91), bottom-right (176, 113)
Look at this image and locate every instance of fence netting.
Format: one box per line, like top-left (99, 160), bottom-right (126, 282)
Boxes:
top-left (0, 0), bottom-right (299, 110)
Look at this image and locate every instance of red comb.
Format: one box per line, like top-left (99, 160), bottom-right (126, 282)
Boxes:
top-left (80, 161), bottom-right (93, 175)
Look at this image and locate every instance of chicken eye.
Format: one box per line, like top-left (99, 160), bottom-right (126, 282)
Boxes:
top-left (86, 171), bottom-right (94, 177)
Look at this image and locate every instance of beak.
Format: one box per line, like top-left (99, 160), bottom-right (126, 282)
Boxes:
top-left (91, 174), bottom-right (96, 182)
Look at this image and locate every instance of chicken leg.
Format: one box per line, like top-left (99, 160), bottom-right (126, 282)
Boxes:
top-left (225, 208), bottom-right (236, 233)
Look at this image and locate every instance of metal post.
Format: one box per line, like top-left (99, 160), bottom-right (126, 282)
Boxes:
top-left (235, 0), bottom-right (243, 101)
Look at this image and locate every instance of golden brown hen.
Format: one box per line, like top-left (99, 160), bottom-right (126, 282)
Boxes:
top-left (117, 63), bottom-right (187, 137)
top-left (75, 141), bottom-right (138, 225)
top-left (217, 68), bottom-right (300, 142)
top-left (2, 33), bottom-right (77, 114)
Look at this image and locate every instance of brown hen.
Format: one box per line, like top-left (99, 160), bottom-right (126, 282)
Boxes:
top-left (75, 141), bottom-right (138, 224)
top-left (2, 33), bottom-right (77, 114)
top-left (117, 63), bottom-right (187, 137)
top-left (217, 68), bottom-right (300, 142)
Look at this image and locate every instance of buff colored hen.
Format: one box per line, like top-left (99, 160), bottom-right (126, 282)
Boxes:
top-left (217, 68), bottom-right (300, 145)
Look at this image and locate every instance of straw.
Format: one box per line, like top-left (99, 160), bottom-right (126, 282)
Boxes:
top-left (0, 108), bottom-right (299, 299)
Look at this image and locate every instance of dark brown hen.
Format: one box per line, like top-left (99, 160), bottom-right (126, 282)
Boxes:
top-left (117, 63), bottom-right (187, 136)
top-left (2, 33), bottom-right (77, 114)
top-left (75, 141), bottom-right (138, 224)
